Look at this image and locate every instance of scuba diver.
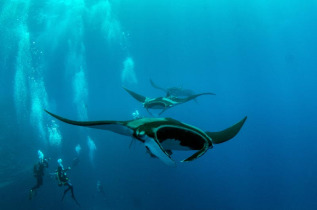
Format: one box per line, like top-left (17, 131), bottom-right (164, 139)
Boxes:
top-left (72, 144), bottom-right (81, 168)
top-left (56, 159), bottom-right (80, 206)
top-left (132, 110), bottom-right (142, 119)
top-left (71, 157), bottom-right (80, 168)
top-left (29, 150), bottom-right (49, 200)
top-left (97, 180), bottom-right (105, 196)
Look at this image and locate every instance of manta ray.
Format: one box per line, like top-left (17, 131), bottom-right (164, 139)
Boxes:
top-left (123, 87), bottom-right (215, 115)
top-left (150, 79), bottom-right (196, 98)
top-left (45, 110), bottom-right (247, 166)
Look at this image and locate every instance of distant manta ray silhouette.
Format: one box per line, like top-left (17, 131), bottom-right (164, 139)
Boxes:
top-left (45, 110), bottom-right (247, 166)
top-left (150, 79), bottom-right (196, 98)
top-left (123, 87), bottom-right (215, 116)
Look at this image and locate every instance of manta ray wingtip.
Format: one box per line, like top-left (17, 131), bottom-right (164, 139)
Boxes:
top-left (207, 116), bottom-right (247, 144)
top-left (123, 87), bottom-right (147, 103)
top-left (44, 109), bottom-right (53, 115)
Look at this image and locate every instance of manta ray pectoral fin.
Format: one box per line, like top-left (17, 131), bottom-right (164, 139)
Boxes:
top-left (45, 110), bottom-right (133, 136)
top-left (190, 92), bottom-right (216, 100)
top-left (206, 116), bottom-right (247, 144)
top-left (144, 137), bottom-right (176, 167)
top-left (122, 87), bottom-right (147, 103)
top-left (150, 79), bottom-right (166, 92)
top-left (175, 92), bottom-right (216, 104)
top-left (181, 141), bottom-right (210, 162)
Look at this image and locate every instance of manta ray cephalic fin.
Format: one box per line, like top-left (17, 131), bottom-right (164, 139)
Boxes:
top-left (181, 141), bottom-right (210, 162)
top-left (144, 137), bottom-right (176, 167)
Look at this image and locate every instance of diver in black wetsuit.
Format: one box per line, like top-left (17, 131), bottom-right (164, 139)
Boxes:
top-left (29, 150), bottom-right (48, 200)
top-left (56, 159), bottom-right (80, 206)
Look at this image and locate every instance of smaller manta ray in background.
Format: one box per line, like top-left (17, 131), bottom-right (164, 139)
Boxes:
top-left (45, 110), bottom-right (247, 166)
top-left (123, 87), bottom-right (215, 116)
top-left (150, 79), bottom-right (196, 98)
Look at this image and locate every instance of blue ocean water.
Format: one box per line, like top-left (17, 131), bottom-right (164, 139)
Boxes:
top-left (1, 0), bottom-right (317, 209)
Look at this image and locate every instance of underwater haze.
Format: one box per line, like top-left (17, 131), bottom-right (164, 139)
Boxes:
top-left (1, 0), bottom-right (317, 209)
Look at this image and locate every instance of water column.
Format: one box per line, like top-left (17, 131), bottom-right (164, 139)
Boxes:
top-left (11, 0), bottom-right (57, 144)
top-left (121, 56), bottom-right (138, 85)
top-left (61, 0), bottom-right (89, 121)
top-left (88, 0), bottom-right (137, 85)
top-left (87, 136), bottom-right (97, 166)
top-left (14, 23), bottom-right (31, 121)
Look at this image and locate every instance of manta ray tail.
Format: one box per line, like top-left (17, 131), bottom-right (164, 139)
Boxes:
top-left (123, 87), bottom-right (147, 103)
top-left (206, 116), bottom-right (247, 144)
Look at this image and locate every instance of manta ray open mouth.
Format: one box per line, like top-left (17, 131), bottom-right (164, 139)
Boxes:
top-left (156, 126), bottom-right (206, 150)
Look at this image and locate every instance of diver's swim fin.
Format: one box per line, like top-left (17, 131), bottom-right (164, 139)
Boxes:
top-left (61, 191), bottom-right (80, 206)
top-left (72, 195), bottom-right (80, 207)
top-left (144, 137), bottom-right (176, 167)
top-left (61, 191), bottom-right (66, 201)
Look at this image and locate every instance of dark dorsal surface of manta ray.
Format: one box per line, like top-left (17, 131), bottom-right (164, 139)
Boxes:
top-left (150, 79), bottom-right (214, 99)
top-left (150, 79), bottom-right (196, 98)
top-left (45, 110), bottom-right (247, 166)
top-left (123, 87), bottom-right (215, 116)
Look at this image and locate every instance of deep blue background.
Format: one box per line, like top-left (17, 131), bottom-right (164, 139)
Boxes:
top-left (1, 0), bottom-right (317, 209)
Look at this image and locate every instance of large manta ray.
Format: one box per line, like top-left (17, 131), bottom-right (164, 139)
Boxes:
top-left (123, 87), bottom-right (215, 115)
top-left (150, 79), bottom-right (196, 98)
top-left (45, 110), bottom-right (247, 166)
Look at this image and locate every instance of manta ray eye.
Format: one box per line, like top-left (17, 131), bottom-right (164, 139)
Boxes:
top-left (139, 130), bottom-right (145, 137)
top-left (136, 130), bottom-right (146, 139)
